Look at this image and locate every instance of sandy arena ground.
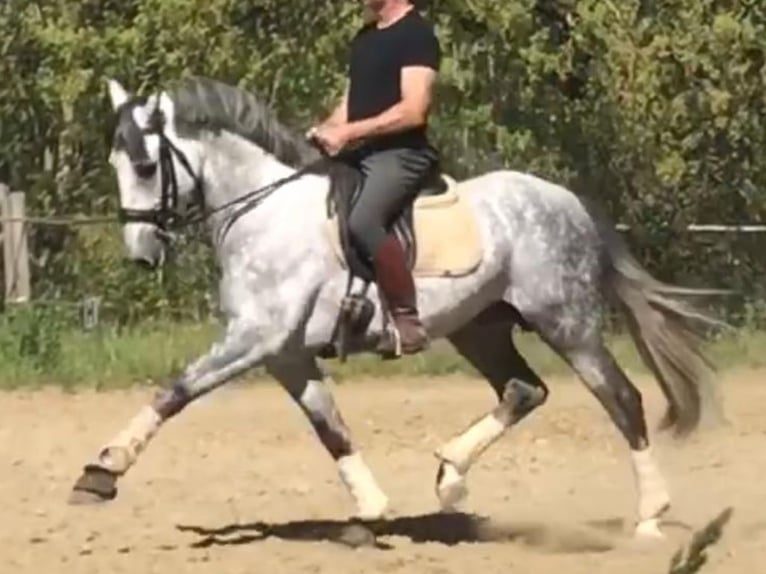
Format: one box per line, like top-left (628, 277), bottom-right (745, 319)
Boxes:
top-left (2, 369), bottom-right (765, 573)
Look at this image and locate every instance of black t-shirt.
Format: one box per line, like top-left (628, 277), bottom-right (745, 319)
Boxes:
top-left (347, 9), bottom-right (440, 149)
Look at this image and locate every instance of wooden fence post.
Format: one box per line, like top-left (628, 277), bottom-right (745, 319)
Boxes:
top-left (10, 192), bottom-right (31, 303)
top-left (0, 187), bottom-right (31, 304)
top-left (1, 184), bottom-right (12, 305)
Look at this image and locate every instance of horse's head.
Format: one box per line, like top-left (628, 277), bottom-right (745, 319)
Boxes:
top-left (106, 78), bottom-right (203, 268)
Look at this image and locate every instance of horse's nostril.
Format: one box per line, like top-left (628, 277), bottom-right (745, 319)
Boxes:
top-left (134, 161), bottom-right (157, 179)
top-left (154, 228), bottom-right (177, 247)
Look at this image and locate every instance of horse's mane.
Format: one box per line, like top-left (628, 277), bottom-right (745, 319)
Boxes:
top-left (168, 75), bottom-right (360, 239)
top-left (169, 76), bottom-right (325, 172)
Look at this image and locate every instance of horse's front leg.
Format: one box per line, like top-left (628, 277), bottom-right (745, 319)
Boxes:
top-left (266, 356), bottom-right (389, 520)
top-left (68, 317), bottom-right (281, 504)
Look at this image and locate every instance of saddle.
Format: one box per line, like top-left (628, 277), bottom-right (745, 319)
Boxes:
top-left (323, 164), bottom-right (482, 282)
top-left (318, 157), bottom-right (483, 361)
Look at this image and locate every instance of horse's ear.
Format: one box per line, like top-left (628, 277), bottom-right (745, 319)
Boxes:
top-left (107, 78), bottom-right (130, 110)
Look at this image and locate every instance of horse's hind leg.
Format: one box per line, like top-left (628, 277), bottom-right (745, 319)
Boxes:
top-left (266, 355), bottom-right (389, 521)
top-left (541, 324), bottom-right (670, 538)
top-left (435, 315), bottom-right (548, 510)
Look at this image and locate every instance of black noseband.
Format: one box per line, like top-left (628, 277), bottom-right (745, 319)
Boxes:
top-left (117, 117), bottom-right (203, 231)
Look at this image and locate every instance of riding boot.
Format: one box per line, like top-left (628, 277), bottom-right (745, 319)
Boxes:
top-left (372, 234), bottom-right (429, 357)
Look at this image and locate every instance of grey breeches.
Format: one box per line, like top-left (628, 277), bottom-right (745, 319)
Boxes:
top-left (347, 146), bottom-right (438, 257)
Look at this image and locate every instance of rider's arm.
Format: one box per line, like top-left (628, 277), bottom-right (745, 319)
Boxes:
top-left (345, 66), bottom-right (436, 141)
top-left (322, 86), bottom-right (349, 127)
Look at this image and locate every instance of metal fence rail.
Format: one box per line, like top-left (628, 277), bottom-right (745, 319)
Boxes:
top-left (615, 223), bottom-right (766, 233)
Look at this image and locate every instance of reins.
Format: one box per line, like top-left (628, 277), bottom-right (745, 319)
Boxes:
top-left (119, 110), bottom-right (332, 242)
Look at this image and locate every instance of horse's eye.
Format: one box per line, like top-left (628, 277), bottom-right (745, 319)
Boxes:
top-left (134, 160), bottom-right (157, 179)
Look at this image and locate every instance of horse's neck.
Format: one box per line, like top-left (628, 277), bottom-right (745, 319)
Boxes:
top-left (199, 132), bottom-right (329, 241)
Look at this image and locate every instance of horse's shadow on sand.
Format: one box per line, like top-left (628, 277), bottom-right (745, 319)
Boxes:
top-left (176, 512), bottom-right (670, 553)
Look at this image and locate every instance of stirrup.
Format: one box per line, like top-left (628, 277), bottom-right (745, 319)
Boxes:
top-left (320, 290), bottom-right (375, 362)
top-left (375, 313), bottom-right (429, 359)
top-left (374, 297), bottom-right (401, 359)
top-left (375, 324), bottom-right (402, 360)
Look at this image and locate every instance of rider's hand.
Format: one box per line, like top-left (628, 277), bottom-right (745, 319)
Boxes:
top-left (306, 123), bottom-right (352, 156)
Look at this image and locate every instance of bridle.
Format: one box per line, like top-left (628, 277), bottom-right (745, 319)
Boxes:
top-left (116, 105), bottom-right (328, 241)
top-left (116, 109), bottom-right (204, 233)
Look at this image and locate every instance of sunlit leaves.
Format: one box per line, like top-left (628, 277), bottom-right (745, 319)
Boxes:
top-left (0, 0), bottom-right (763, 324)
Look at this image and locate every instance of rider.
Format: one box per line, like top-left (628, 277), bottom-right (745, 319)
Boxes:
top-left (307, 0), bottom-right (441, 357)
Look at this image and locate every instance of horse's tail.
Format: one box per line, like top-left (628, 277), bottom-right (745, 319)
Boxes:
top-left (583, 199), bottom-right (729, 437)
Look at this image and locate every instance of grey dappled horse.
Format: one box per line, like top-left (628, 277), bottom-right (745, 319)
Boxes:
top-left (69, 76), bottom-right (724, 539)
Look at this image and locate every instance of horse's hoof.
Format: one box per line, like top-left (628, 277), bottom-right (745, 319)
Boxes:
top-left (435, 461), bottom-right (468, 512)
top-left (68, 488), bottom-right (113, 505)
top-left (634, 518), bottom-right (665, 539)
top-left (68, 465), bottom-right (118, 505)
top-left (352, 493), bottom-right (390, 522)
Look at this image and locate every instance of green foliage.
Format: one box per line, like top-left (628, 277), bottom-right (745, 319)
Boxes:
top-left (0, 319), bottom-right (763, 389)
top-left (0, 304), bottom-right (71, 375)
top-left (0, 0), bottom-right (764, 326)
